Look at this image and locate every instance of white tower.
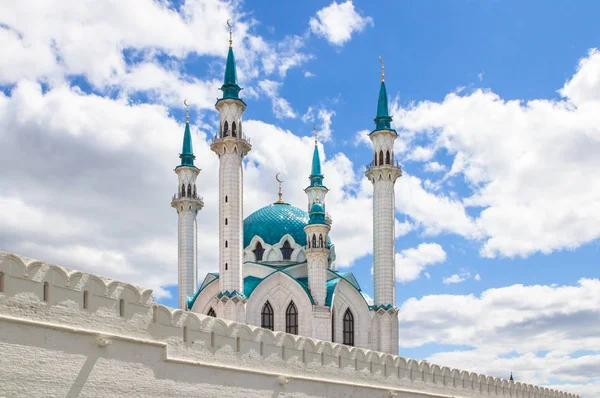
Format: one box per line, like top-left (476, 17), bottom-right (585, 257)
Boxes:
top-left (210, 25), bottom-right (251, 322)
top-left (171, 102), bottom-right (204, 310)
top-left (364, 58), bottom-right (401, 354)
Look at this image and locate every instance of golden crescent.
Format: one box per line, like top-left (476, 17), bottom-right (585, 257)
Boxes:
top-left (227, 19), bottom-right (233, 28)
top-left (378, 55), bottom-right (383, 65)
top-left (312, 124), bottom-right (317, 132)
top-left (183, 99), bottom-right (189, 107)
top-left (276, 173), bottom-right (283, 183)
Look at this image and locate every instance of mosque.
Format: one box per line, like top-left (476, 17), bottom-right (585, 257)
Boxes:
top-left (172, 27), bottom-right (401, 355)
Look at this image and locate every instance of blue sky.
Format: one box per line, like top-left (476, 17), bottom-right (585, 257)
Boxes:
top-left (1, 0), bottom-right (599, 395)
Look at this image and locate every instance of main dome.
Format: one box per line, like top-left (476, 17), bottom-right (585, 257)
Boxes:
top-left (243, 203), bottom-right (309, 248)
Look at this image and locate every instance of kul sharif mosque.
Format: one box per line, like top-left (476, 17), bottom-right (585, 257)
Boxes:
top-left (172, 25), bottom-right (402, 354)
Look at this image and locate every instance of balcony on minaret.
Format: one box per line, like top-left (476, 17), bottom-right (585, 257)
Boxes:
top-left (171, 191), bottom-right (204, 208)
top-left (212, 129), bottom-right (251, 145)
top-left (365, 159), bottom-right (402, 173)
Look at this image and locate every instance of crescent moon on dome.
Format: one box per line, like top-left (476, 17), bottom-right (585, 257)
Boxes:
top-left (183, 99), bottom-right (189, 107)
top-left (275, 173), bottom-right (283, 183)
top-left (227, 19), bottom-right (233, 28)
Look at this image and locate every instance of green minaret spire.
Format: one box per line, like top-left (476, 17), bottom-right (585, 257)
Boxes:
top-left (373, 56), bottom-right (394, 132)
top-left (179, 100), bottom-right (195, 167)
top-left (309, 127), bottom-right (324, 187)
top-left (219, 21), bottom-right (242, 101)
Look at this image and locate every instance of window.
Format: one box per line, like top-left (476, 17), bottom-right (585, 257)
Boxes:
top-left (319, 234), bottom-right (324, 248)
top-left (261, 301), bottom-right (274, 331)
top-left (207, 308), bottom-right (216, 317)
top-left (43, 282), bottom-right (49, 302)
top-left (232, 121), bottom-right (237, 137)
top-left (311, 234), bottom-right (316, 248)
top-left (183, 326), bottom-right (188, 342)
top-left (193, 184), bottom-right (196, 198)
top-left (374, 152), bottom-right (377, 166)
top-left (187, 183), bottom-right (192, 198)
top-left (343, 308), bottom-right (354, 346)
top-left (281, 240), bottom-right (292, 260)
top-left (286, 301), bottom-right (298, 334)
top-left (253, 242), bottom-right (265, 261)
top-left (83, 290), bottom-right (89, 309)
top-left (225, 241), bottom-right (228, 248)
top-left (225, 195), bottom-right (228, 203)
top-left (386, 150), bottom-right (391, 165)
top-left (225, 263), bottom-right (228, 271)
top-left (379, 151), bottom-right (384, 166)
top-left (181, 184), bottom-right (186, 197)
top-left (119, 299), bottom-right (125, 317)
top-left (331, 308), bottom-right (335, 342)
top-left (0, 271), bottom-right (4, 293)
top-left (225, 218), bottom-right (228, 225)
top-left (223, 121), bottom-right (229, 136)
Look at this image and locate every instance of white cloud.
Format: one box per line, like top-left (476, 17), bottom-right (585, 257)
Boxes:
top-left (398, 279), bottom-right (600, 396)
top-left (302, 106), bottom-right (336, 141)
top-left (309, 1), bottom-right (373, 46)
top-left (406, 145), bottom-right (436, 162)
top-left (257, 80), bottom-right (297, 119)
top-left (423, 161), bottom-right (446, 172)
top-left (474, 273), bottom-right (481, 281)
top-left (395, 49), bottom-right (600, 258)
top-left (395, 243), bottom-right (447, 283)
top-left (442, 273), bottom-right (466, 284)
top-left (304, 71), bottom-right (315, 78)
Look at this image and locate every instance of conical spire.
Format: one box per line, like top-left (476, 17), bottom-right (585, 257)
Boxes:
top-left (373, 56), bottom-right (394, 132)
top-left (179, 100), bottom-right (195, 167)
top-left (219, 20), bottom-right (242, 101)
top-left (309, 126), bottom-right (324, 187)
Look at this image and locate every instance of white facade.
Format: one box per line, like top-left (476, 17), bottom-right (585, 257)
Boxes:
top-left (0, 252), bottom-right (577, 398)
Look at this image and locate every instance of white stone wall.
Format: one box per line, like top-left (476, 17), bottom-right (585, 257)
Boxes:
top-left (0, 252), bottom-right (578, 398)
top-left (243, 235), bottom-right (306, 263)
top-left (305, 223), bottom-right (330, 307)
top-left (372, 177), bottom-right (396, 305)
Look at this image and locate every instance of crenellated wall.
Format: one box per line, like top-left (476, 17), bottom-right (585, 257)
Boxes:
top-left (0, 251), bottom-right (578, 398)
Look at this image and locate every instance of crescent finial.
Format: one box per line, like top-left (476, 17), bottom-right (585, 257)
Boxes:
top-left (275, 172), bottom-right (283, 183)
top-left (378, 55), bottom-right (385, 82)
top-left (184, 99), bottom-right (190, 123)
top-left (227, 19), bottom-right (233, 48)
top-left (312, 124), bottom-right (318, 146)
top-left (275, 173), bottom-right (284, 203)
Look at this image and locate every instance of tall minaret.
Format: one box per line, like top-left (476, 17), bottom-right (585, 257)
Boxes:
top-left (304, 128), bottom-right (329, 212)
top-left (210, 21), bottom-right (251, 321)
top-left (171, 101), bottom-right (204, 310)
top-left (364, 57), bottom-right (401, 354)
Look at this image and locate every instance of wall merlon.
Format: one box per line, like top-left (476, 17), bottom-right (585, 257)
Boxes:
top-left (0, 251), bottom-right (579, 398)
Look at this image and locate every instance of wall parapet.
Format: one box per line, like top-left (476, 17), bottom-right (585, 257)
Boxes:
top-left (0, 251), bottom-right (579, 398)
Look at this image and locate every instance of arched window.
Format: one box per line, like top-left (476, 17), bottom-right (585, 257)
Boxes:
top-left (225, 218), bottom-right (228, 225)
top-left (0, 271), bottom-right (4, 293)
top-left (379, 150), bottom-right (384, 166)
top-left (261, 301), bottom-right (274, 331)
top-left (225, 241), bottom-right (228, 248)
top-left (83, 290), bottom-right (89, 310)
top-left (331, 307), bottom-right (335, 342)
top-left (193, 184), bottom-right (197, 198)
top-left (319, 234), bottom-right (324, 248)
top-left (187, 183), bottom-right (192, 198)
top-left (43, 282), bottom-right (49, 302)
top-left (281, 240), bottom-right (293, 260)
top-left (311, 234), bottom-right (316, 248)
top-left (223, 121), bottom-right (229, 137)
top-left (207, 308), bottom-right (216, 317)
top-left (181, 184), bottom-right (186, 198)
top-left (232, 121), bottom-right (237, 137)
top-left (374, 152), bottom-right (377, 166)
top-left (253, 242), bottom-right (265, 261)
top-left (119, 299), bottom-right (125, 317)
top-left (286, 301), bottom-right (298, 335)
top-left (343, 308), bottom-right (354, 346)
top-left (225, 195), bottom-right (228, 203)
top-left (386, 150), bottom-right (391, 165)
top-left (225, 263), bottom-right (228, 270)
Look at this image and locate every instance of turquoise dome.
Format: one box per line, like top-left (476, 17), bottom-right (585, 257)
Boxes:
top-left (244, 203), bottom-right (309, 248)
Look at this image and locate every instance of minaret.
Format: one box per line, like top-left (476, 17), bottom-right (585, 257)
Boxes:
top-left (171, 101), bottom-right (204, 310)
top-left (365, 57), bottom-right (401, 354)
top-left (304, 196), bottom-right (331, 341)
top-left (304, 127), bottom-right (329, 212)
top-left (210, 21), bottom-right (251, 321)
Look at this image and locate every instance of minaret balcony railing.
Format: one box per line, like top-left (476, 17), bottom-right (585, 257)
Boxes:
top-left (172, 192), bottom-right (204, 203)
top-left (365, 160), bottom-right (402, 172)
top-left (212, 131), bottom-right (251, 145)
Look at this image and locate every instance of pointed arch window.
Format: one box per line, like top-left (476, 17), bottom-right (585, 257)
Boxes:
top-left (207, 308), bottom-right (216, 317)
top-left (311, 234), bottom-right (316, 248)
top-left (281, 240), bottom-right (293, 260)
top-left (386, 150), bottom-right (391, 165)
top-left (232, 121), bottom-right (237, 137)
top-left (253, 242), bottom-right (265, 261)
top-left (223, 121), bottom-right (229, 137)
top-left (181, 184), bottom-right (186, 198)
top-left (343, 308), bottom-right (354, 346)
top-left (319, 234), bottom-right (324, 248)
top-left (193, 184), bottom-right (197, 198)
top-left (379, 150), bottom-right (384, 166)
top-left (286, 301), bottom-right (298, 335)
top-left (331, 307), bottom-right (335, 342)
top-left (374, 152), bottom-right (377, 166)
top-left (187, 183), bottom-right (192, 198)
top-left (261, 301), bottom-right (274, 331)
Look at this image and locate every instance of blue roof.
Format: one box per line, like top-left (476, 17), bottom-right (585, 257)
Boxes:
top-left (218, 47), bottom-right (242, 101)
top-left (244, 203), bottom-right (310, 248)
top-left (178, 122), bottom-right (196, 167)
top-left (372, 81), bottom-right (395, 133)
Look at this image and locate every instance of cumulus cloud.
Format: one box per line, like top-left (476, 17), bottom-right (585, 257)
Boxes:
top-left (398, 279), bottom-right (600, 396)
top-left (395, 243), bottom-right (447, 282)
top-left (442, 273), bottom-right (466, 284)
top-left (395, 49), bottom-right (600, 258)
top-left (257, 80), bottom-right (297, 119)
top-left (309, 1), bottom-right (373, 46)
top-left (302, 106), bottom-right (336, 141)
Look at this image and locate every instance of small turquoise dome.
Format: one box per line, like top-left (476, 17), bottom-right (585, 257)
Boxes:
top-left (308, 201), bottom-right (326, 225)
top-left (244, 203), bottom-right (309, 248)
top-left (310, 202), bottom-right (324, 213)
